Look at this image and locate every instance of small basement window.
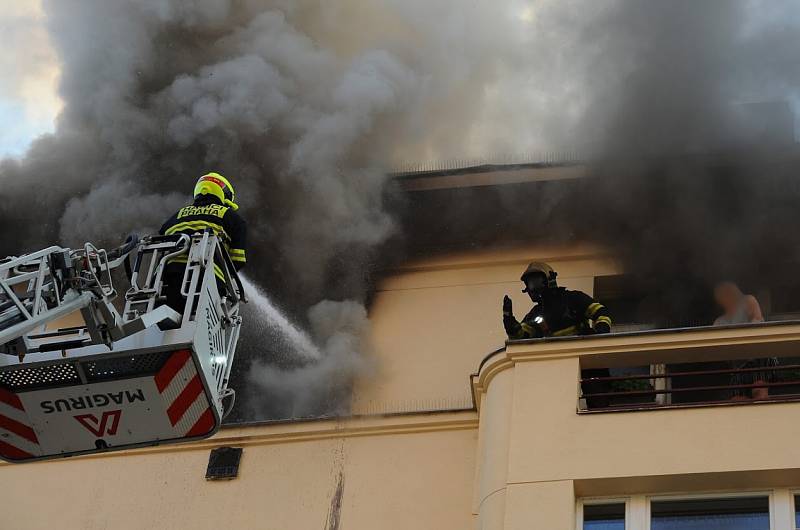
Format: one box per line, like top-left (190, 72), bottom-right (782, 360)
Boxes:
top-left (206, 447), bottom-right (243, 480)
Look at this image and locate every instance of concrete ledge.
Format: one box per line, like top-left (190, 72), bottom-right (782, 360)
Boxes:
top-left (0, 409), bottom-right (478, 466)
top-left (575, 467), bottom-right (800, 498)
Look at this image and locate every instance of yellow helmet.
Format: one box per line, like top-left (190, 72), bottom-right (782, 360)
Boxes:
top-left (193, 172), bottom-right (238, 210)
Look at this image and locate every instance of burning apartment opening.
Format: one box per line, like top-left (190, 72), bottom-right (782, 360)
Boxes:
top-left (3, 0), bottom-right (800, 528)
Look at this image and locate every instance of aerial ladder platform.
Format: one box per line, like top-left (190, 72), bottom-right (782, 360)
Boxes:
top-left (0, 232), bottom-right (246, 462)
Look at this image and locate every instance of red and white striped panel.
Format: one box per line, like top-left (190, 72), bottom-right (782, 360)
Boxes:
top-left (154, 350), bottom-right (215, 438)
top-left (0, 387), bottom-right (41, 460)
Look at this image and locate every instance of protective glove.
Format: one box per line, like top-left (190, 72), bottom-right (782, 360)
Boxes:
top-left (503, 295), bottom-right (513, 316)
top-left (594, 321), bottom-right (611, 334)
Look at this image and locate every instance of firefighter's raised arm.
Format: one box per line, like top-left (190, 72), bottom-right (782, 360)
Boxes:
top-left (502, 295), bottom-right (546, 340)
top-left (502, 295), bottom-right (526, 339)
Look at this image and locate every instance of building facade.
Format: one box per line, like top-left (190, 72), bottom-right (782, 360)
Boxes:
top-left (2, 164), bottom-right (800, 529)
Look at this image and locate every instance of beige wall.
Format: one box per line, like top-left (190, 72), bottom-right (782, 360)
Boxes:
top-left (0, 244), bottom-right (623, 530)
top-left (0, 412), bottom-right (477, 530)
top-left (11, 243), bottom-right (798, 530)
top-left (509, 358), bottom-right (800, 483)
top-left (353, 244), bottom-right (619, 415)
top-left (504, 481), bottom-right (575, 530)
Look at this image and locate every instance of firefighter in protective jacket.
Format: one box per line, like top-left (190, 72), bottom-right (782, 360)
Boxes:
top-left (159, 172), bottom-right (247, 313)
top-left (503, 262), bottom-right (612, 339)
top-left (503, 262), bottom-right (612, 408)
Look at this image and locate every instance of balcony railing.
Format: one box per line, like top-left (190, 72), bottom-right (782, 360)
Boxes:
top-left (571, 321), bottom-right (800, 412)
top-left (580, 360), bottom-right (800, 412)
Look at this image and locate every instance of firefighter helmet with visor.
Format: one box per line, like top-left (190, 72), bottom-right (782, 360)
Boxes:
top-left (193, 172), bottom-right (238, 211)
top-left (520, 262), bottom-right (558, 293)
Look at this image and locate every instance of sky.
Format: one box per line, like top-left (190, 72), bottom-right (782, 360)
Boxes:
top-left (0, 1), bottom-right (61, 158)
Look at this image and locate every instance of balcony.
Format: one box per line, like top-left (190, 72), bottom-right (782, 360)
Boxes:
top-left (474, 321), bottom-right (800, 411)
top-left (470, 321), bottom-right (800, 530)
top-left (578, 323), bottom-right (800, 413)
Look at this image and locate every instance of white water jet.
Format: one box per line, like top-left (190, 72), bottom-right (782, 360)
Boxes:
top-left (240, 276), bottom-right (322, 361)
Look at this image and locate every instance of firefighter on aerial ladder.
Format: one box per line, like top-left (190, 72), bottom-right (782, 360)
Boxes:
top-left (159, 172), bottom-right (247, 314)
top-left (502, 262), bottom-right (612, 408)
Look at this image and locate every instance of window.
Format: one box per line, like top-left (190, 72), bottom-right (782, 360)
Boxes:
top-left (583, 503), bottom-right (625, 530)
top-left (592, 274), bottom-right (718, 330)
top-left (769, 280), bottom-right (800, 317)
top-left (794, 494), bottom-right (800, 529)
top-left (593, 274), bottom-right (648, 327)
top-left (651, 496), bottom-right (770, 529)
top-left (580, 492), bottom-right (786, 530)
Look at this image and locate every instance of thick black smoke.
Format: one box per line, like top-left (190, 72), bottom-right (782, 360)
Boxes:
top-left (568, 0), bottom-right (800, 325)
top-left (395, 0), bottom-right (800, 331)
top-left (1, 0), bottom-right (541, 420)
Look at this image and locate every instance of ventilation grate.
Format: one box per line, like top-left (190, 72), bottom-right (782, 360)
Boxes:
top-left (206, 447), bottom-right (242, 480)
top-left (83, 351), bottom-right (172, 382)
top-left (0, 363), bottom-right (80, 391)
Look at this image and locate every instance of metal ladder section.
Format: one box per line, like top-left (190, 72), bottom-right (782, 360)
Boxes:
top-left (174, 232), bottom-right (246, 400)
top-left (123, 231), bottom-right (247, 407)
top-left (0, 235), bottom-right (184, 359)
top-left (1, 245), bottom-right (101, 358)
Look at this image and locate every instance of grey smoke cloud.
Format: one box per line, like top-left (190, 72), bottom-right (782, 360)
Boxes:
top-left (3, 0), bottom-right (800, 417)
top-left (396, 0), bottom-right (800, 328)
top-left (2, 0), bottom-right (535, 420)
top-left (562, 0), bottom-right (800, 327)
top-left (247, 300), bottom-right (372, 419)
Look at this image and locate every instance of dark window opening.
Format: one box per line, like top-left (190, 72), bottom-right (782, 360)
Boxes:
top-left (594, 270), bottom-right (800, 329)
top-left (583, 503), bottom-right (625, 530)
top-left (651, 496), bottom-right (769, 530)
top-left (593, 275), bottom-right (718, 330)
top-left (769, 281), bottom-right (800, 317)
top-left (593, 275), bottom-right (647, 326)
